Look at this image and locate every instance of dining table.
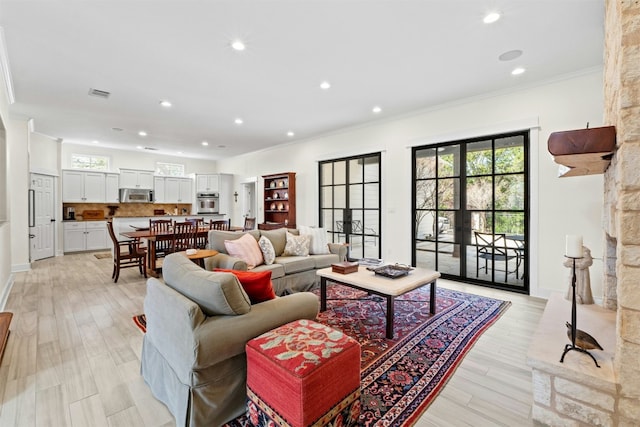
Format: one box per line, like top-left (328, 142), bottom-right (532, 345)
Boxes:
top-left (120, 226), bottom-right (213, 276)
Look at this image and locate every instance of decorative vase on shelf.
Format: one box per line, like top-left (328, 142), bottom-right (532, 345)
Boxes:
top-left (270, 181), bottom-right (275, 188)
top-left (270, 203), bottom-right (276, 210)
top-left (284, 192), bottom-right (288, 199)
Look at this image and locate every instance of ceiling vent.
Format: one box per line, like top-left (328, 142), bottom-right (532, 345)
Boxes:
top-left (144, 147), bottom-right (158, 151)
top-left (88, 88), bottom-right (111, 99)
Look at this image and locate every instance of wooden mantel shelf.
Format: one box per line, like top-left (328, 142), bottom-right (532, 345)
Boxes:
top-left (548, 126), bottom-right (616, 177)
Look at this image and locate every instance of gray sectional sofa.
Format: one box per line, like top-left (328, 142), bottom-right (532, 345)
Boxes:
top-left (141, 253), bottom-right (319, 426)
top-left (204, 227), bottom-right (347, 295)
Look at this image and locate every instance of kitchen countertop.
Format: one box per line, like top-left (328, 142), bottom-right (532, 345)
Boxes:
top-left (63, 214), bottom-right (226, 222)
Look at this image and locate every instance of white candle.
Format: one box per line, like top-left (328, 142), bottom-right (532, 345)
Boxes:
top-left (566, 235), bottom-right (583, 258)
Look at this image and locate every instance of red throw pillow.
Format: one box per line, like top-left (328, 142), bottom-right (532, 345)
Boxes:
top-left (214, 268), bottom-right (276, 304)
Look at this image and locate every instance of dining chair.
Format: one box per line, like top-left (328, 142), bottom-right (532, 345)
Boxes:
top-left (243, 217), bottom-right (256, 231)
top-left (474, 231), bottom-right (518, 282)
top-left (149, 219), bottom-right (174, 259)
top-left (210, 219), bottom-right (231, 231)
top-left (106, 220), bottom-right (147, 283)
top-left (186, 218), bottom-right (207, 248)
top-left (172, 221), bottom-right (198, 252)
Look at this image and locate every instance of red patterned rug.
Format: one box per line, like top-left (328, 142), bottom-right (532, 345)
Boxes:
top-left (221, 284), bottom-right (511, 427)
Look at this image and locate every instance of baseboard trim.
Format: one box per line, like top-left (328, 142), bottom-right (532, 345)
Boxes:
top-left (11, 263), bottom-right (31, 273)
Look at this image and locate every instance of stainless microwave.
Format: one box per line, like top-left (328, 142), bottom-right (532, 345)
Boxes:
top-left (119, 188), bottom-right (154, 203)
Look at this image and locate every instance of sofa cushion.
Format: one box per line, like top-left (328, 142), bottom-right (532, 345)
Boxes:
top-left (260, 228), bottom-right (287, 256)
top-left (299, 226), bottom-right (330, 254)
top-left (224, 233), bottom-right (264, 269)
top-left (161, 253), bottom-right (251, 316)
top-left (208, 229), bottom-right (261, 253)
top-left (252, 263), bottom-right (285, 280)
top-left (275, 256), bottom-right (316, 274)
top-left (310, 253), bottom-right (341, 269)
top-left (258, 236), bottom-right (276, 265)
top-left (283, 232), bottom-right (310, 256)
top-left (214, 269), bottom-right (276, 304)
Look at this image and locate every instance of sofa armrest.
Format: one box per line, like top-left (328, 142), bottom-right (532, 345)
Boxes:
top-left (144, 278), bottom-right (206, 383)
top-left (328, 243), bottom-right (348, 261)
top-left (203, 253), bottom-right (248, 271)
top-left (193, 292), bottom-right (319, 369)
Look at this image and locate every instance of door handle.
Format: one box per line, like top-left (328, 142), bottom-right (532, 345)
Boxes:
top-left (29, 234), bottom-right (36, 238)
top-left (50, 219), bottom-right (56, 222)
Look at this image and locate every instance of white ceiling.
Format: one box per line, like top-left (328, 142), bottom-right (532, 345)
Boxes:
top-left (0, 0), bottom-right (604, 160)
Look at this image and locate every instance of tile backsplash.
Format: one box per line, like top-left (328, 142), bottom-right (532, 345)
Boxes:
top-left (63, 203), bottom-right (193, 220)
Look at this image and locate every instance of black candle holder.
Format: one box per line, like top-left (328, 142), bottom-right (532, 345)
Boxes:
top-left (559, 256), bottom-right (600, 368)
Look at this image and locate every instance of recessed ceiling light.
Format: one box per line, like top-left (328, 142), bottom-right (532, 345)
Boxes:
top-left (231, 40), bottom-right (246, 51)
top-left (372, 106), bottom-right (382, 114)
top-left (202, 141), bottom-right (209, 146)
top-left (287, 131), bottom-right (295, 137)
top-left (136, 145), bottom-right (143, 149)
top-left (512, 67), bottom-right (526, 75)
top-left (499, 50), bottom-right (523, 61)
top-left (235, 118), bottom-right (243, 125)
top-left (177, 151), bottom-right (183, 154)
top-left (483, 12), bottom-right (501, 24)
top-left (159, 100), bottom-right (172, 107)
top-left (320, 81), bottom-right (331, 90)
top-left (138, 131), bottom-right (147, 137)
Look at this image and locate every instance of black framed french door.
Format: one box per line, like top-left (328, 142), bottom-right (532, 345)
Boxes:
top-left (412, 131), bottom-right (529, 293)
top-left (319, 153), bottom-right (382, 261)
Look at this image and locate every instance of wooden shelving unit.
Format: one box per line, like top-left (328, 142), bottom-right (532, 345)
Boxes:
top-left (259, 172), bottom-right (296, 230)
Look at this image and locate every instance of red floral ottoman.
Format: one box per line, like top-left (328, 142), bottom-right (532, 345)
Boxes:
top-left (246, 319), bottom-right (361, 426)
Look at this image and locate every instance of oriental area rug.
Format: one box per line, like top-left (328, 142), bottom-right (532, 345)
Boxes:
top-left (134, 285), bottom-right (510, 427)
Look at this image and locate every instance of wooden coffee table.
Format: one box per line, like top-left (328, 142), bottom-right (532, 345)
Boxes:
top-left (317, 266), bottom-right (441, 339)
top-left (178, 249), bottom-right (219, 268)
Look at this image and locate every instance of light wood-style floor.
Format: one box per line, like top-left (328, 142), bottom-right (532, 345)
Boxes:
top-left (0, 252), bottom-right (546, 426)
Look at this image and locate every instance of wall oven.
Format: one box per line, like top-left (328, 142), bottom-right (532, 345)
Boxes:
top-left (197, 192), bottom-right (219, 214)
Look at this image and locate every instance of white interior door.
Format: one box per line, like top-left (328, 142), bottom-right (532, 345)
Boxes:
top-left (30, 173), bottom-right (55, 261)
top-left (242, 182), bottom-right (256, 219)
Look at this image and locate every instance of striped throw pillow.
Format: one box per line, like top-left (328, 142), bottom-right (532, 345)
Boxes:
top-left (224, 233), bottom-right (264, 269)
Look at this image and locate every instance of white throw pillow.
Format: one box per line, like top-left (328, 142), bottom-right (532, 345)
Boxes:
top-left (283, 232), bottom-right (311, 256)
top-left (258, 235), bottom-right (276, 265)
top-left (299, 225), bottom-right (330, 255)
top-left (224, 233), bottom-right (264, 269)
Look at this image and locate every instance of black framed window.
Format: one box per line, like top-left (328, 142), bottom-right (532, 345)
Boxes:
top-left (319, 153), bottom-right (382, 260)
top-left (412, 131), bottom-right (529, 293)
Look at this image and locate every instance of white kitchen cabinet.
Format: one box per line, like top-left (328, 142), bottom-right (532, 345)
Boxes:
top-left (164, 177), bottom-right (193, 203)
top-left (196, 174), bottom-right (219, 192)
top-left (63, 221), bottom-right (107, 253)
top-left (153, 177), bottom-right (165, 203)
top-left (62, 170), bottom-right (106, 202)
top-left (105, 173), bottom-right (120, 203)
top-left (119, 169), bottom-right (154, 189)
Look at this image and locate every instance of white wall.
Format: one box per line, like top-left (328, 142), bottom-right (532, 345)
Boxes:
top-left (9, 119), bottom-right (30, 272)
top-left (0, 78), bottom-right (10, 308)
top-left (61, 143), bottom-right (217, 175)
top-left (30, 132), bottom-right (60, 176)
top-left (218, 69), bottom-right (605, 299)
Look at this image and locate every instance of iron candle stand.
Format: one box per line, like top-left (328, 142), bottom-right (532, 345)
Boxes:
top-left (559, 256), bottom-right (600, 368)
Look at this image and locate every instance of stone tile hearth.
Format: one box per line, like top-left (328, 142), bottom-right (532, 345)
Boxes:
top-left (527, 293), bottom-right (617, 426)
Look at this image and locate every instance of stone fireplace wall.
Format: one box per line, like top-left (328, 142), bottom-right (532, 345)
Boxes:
top-left (603, 0), bottom-right (640, 424)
